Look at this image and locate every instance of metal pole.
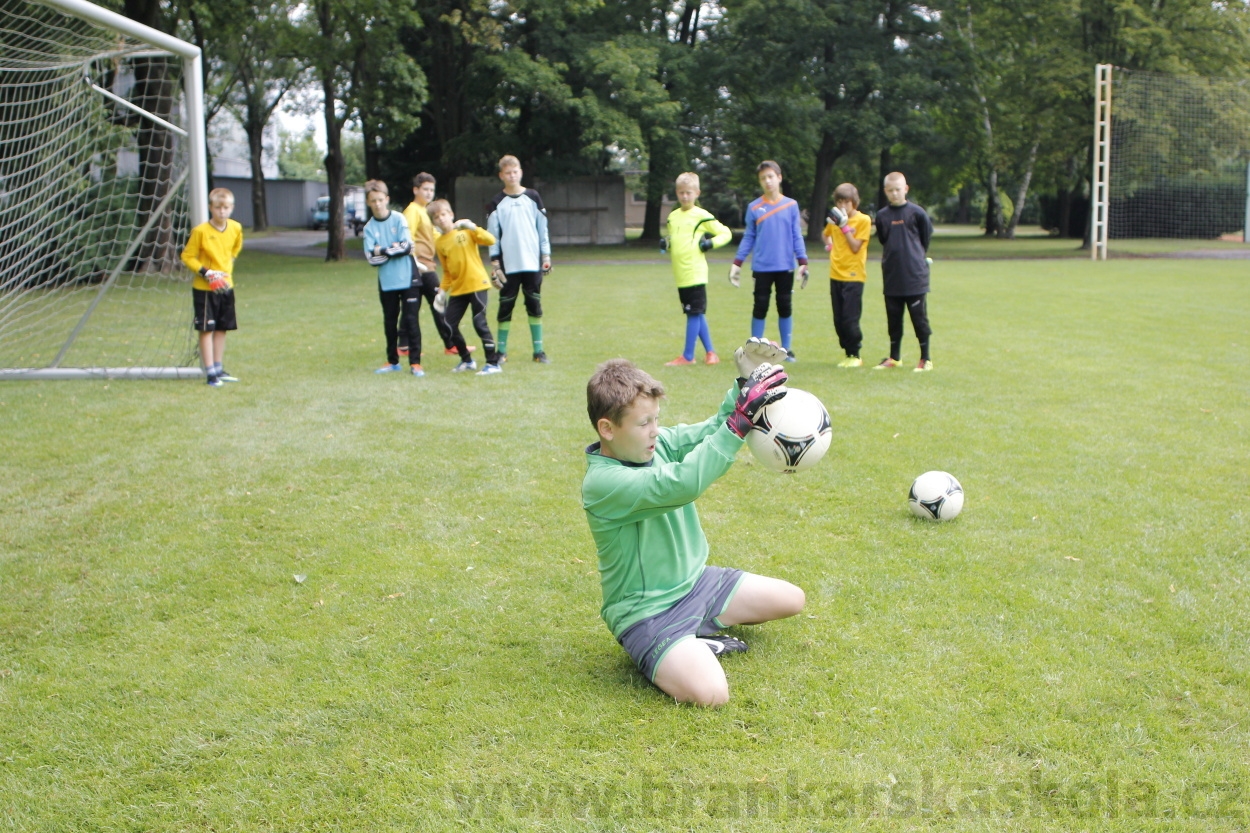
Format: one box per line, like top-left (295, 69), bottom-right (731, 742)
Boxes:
top-left (182, 51), bottom-right (209, 226)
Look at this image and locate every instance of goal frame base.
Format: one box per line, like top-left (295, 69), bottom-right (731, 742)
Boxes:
top-left (0, 367), bottom-right (205, 380)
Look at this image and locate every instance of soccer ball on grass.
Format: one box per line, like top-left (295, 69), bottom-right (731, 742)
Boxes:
top-left (908, 471), bottom-right (964, 520)
top-left (745, 388), bottom-right (832, 474)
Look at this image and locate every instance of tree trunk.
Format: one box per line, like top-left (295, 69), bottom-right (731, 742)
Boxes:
top-left (131, 57), bottom-right (176, 270)
top-left (955, 185), bottom-right (972, 224)
top-left (363, 123), bottom-right (380, 181)
top-left (245, 112), bottom-right (269, 231)
top-left (807, 131), bottom-right (845, 243)
top-left (984, 168), bottom-right (1002, 237)
top-left (323, 92), bottom-right (346, 260)
top-left (876, 146), bottom-right (892, 212)
top-left (1004, 140), bottom-right (1039, 239)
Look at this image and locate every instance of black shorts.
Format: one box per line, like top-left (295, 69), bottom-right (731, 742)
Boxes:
top-left (677, 284), bottom-right (708, 316)
top-left (192, 288), bottom-right (237, 332)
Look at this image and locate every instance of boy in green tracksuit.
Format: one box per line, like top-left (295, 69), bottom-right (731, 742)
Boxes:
top-left (581, 339), bottom-right (807, 707)
top-left (661, 172), bottom-right (733, 366)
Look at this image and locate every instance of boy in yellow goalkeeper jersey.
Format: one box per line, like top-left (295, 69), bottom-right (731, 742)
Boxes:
top-left (181, 188), bottom-right (244, 387)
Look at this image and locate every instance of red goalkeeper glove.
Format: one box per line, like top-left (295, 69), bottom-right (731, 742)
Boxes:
top-left (726, 363), bottom-right (788, 438)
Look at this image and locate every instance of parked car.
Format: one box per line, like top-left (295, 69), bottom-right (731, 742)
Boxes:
top-left (308, 196), bottom-right (331, 230)
top-left (345, 205), bottom-right (365, 237)
top-left (309, 195), bottom-right (365, 235)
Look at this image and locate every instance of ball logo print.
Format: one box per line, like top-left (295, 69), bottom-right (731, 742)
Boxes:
top-left (745, 388), bottom-right (833, 474)
top-left (908, 471), bottom-right (964, 520)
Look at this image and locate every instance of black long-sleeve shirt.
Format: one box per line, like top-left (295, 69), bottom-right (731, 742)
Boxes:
top-left (875, 201), bottom-right (933, 296)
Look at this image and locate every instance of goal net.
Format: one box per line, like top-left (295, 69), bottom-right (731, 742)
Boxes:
top-left (1106, 68), bottom-right (1250, 241)
top-left (0, 0), bottom-right (207, 379)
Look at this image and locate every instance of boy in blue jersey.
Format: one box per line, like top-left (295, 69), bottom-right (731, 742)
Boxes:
top-left (582, 339), bottom-right (807, 706)
top-left (363, 180), bottom-right (423, 376)
top-left (729, 161), bottom-right (809, 362)
top-left (486, 155), bottom-right (552, 364)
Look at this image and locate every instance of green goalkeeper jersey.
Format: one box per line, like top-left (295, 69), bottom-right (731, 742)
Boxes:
top-left (582, 387), bottom-right (742, 638)
top-left (665, 206), bottom-right (732, 288)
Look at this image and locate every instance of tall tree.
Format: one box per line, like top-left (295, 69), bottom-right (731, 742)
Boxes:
top-left (716, 0), bottom-right (943, 240)
top-left (303, 0), bottom-right (422, 260)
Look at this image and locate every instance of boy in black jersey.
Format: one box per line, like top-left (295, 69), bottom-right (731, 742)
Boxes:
top-left (873, 172), bottom-right (936, 372)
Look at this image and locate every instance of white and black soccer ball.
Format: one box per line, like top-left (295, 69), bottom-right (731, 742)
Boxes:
top-left (745, 388), bottom-right (832, 474)
top-left (908, 471), bottom-right (964, 521)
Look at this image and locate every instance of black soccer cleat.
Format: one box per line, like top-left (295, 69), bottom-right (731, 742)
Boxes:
top-left (697, 635), bottom-right (748, 657)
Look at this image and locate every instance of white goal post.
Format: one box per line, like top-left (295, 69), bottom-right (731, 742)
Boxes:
top-left (0, 0), bottom-right (208, 380)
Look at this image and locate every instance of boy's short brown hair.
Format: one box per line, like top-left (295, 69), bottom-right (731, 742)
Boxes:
top-left (587, 359), bottom-right (665, 429)
top-left (426, 198), bottom-right (452, 222)
top-left (675, 172), bottom-right (700, 190)
top-left (833, 182), bottom-right (860, 209)
top-left (413, 172), bottom-right (436, 188)
top-left (208, 187), bottom-right (234, 207)
top-left (364, 179), bottom-right (389, 198)
top-left (498, 155), bottom-right (521, 171)
top-left (756, 160), bottom-right (782, 177)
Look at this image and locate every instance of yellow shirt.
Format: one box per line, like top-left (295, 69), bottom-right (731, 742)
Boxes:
top-left (823, 212), bottom-right (871, 282)
top-left (181, 219), bottom-right (243, 290)
top-left (435, 225), bottom-right (496, 296)
top-left (402, 202), bottom-right (440, 271)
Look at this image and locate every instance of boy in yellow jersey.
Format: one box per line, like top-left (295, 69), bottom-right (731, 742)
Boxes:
top-left (661, 172), bottom-right (733, 367)
top-left (428, 199), bottom-right (502, 376)
top-left (820, 183), bottom-right (872, 367)
top-left (401, 172), bottom-right (459, 359)
top-left (181, 188), bottom-right (244, 387)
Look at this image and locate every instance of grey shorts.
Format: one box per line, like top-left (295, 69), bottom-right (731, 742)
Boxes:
top-left (618, 566), bottom-right (745, 682)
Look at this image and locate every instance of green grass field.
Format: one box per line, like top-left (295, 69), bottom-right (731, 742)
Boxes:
top-left (1, 248), bottom-right (1247, 831)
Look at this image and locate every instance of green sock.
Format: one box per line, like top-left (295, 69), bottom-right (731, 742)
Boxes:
top-left (529, 317), bottom-right (543, 354)
top-left (497, 321), bottom-right (511, 355)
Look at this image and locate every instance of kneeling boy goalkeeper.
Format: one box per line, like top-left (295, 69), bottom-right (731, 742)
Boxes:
top-left (581, 339), bottom-right (806, 706)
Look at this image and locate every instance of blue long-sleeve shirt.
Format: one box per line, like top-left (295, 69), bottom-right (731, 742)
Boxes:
top-left (363, 210), bottom-right (414, 291)
top-left (733, 195), bottom-right (808, 272)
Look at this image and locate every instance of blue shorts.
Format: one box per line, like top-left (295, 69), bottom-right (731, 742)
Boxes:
top-left (617, 566), bottom-right (745, 682)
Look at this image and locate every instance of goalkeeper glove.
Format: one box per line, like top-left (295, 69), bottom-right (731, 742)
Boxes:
top-left (542, 258), bottom-right (552, 275)
top-left (698, 233), bottom-right (714, 253)
top-left (490, 265), bottom-right (507, 290)
top-left (726, 363), bottom-right (788, 438)
top-left (659, 237), bottom-right (668, 254)
top-left (204, 270), bottom-right (230, 293)
top-left (728, 263), bottom-right (741, 287)
top-left (734, 336), bottom-right (787, 377)
top-left (433, 289), bottom-right (449, 314)
top-left (799, 263), bottom-right (809, 289)
top-left (383, 241), bottom-right (412, 258)
top-left (827, 205), bottom-right (847, 227)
